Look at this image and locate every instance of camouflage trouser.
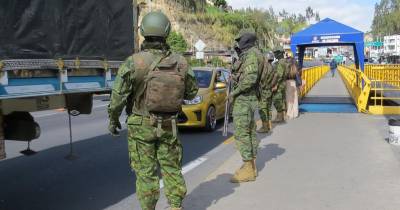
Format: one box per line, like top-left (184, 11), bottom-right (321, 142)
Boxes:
top-left (127, 115), bottom-right (187, 210)
top-left (272, 85), bottom-right (286, 112)
top-left (233, 96), bottom-right (259, 161)
top-left (258, 90), bottom-right (273, 123)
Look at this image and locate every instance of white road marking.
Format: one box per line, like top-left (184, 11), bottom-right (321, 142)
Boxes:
top-left (159, 157), bottom-right (208, 189)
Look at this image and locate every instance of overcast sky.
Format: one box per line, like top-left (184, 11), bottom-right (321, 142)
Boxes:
top-left (226, 0), bottom-right (379, 32)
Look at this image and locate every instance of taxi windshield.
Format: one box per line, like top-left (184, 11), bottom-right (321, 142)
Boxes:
top-left (193, 70), bottom-right (213, 88)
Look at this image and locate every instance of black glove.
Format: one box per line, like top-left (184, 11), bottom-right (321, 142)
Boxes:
top-left (108, 120), bottom-right (122, 137)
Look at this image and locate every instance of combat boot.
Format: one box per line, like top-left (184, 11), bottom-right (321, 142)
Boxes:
top-left (273, 112), bottom-right (285, 123)
top-left (256, 121), bottom-right (270, 133)
top-left (268, 120), bottom-right (273, 130)
top-left (230, 160), bottom-right (256, 183)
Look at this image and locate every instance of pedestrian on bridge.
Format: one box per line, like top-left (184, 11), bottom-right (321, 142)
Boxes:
top-left (108, 11), bottom-right (199, 210)
top-left (285, 56), bottom-right (301, 119)
top-left (228, 28), bottom-right (262, 183)
top-left (330, 59), bottom-right (337, 77)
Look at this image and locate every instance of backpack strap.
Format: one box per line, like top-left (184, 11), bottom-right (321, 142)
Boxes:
top-left (149, 54), bottom-right (164, 72)
top-left (135, 53), bottom-right (169, 104)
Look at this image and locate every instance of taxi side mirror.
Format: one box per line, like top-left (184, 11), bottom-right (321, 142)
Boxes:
top-left (215, 82), bottom-right (227, 89)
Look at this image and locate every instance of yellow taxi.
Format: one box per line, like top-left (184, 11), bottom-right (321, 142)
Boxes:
top-left (178, 67), bottom-right (230, 131)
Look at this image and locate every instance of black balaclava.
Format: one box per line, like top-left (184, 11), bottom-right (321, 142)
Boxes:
top-left (141, 36), bottom-right (170, 51)
top-left (236, 33), bottom-right (257, 53)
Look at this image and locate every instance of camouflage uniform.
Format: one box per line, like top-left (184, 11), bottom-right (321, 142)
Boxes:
top-left (231, 46), bottom-right (262, 161)
top-left (108, 42), bottom-right (198, 209)
top-left (272, 59), bottom-right (288, 113)
top-left (258, 60), bottom-right (277, 123)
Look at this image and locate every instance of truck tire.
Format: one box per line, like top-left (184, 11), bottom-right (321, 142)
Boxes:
top-left (0, 109), bottom-right (6, 160)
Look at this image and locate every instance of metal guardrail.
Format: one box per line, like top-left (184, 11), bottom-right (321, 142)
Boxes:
top-left (365, 64), bottom-right (400, 88)
top-left (337, 66), bottom-right (370, 113)
top-left (300, 65), bottom-right (330, 97)
top-left (338, 65), bottom-right (400, 114)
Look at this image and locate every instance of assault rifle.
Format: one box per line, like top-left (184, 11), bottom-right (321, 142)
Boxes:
top-left (223, 77), bottom-right (232, 137)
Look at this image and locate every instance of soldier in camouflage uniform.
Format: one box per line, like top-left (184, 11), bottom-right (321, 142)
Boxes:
top-left (271, 48), bottom-right (288, 123)
top-left (257, 51), bottom-right (277, 133)
top-left (108, 12), bottom-right (198, 210)
top-left (229, 28), bottom-right (263, 183)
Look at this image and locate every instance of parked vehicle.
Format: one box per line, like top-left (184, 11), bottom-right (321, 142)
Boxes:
top-left (178, 67), bottom-right (230, 131)
top-left (0, 0), bottom-right (136, 159)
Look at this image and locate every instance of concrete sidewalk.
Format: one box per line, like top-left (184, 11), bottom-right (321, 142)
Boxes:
top-left (184, 113), bottom-right (400, 210)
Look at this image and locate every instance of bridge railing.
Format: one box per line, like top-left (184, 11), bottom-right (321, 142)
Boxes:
top-left (365, 64), bottom-right (400, 88)
top-left (338, 65), bottom-right (400, 114)
top-left (300, 65), bottom-right (330, 97)
top-left (338, 66), bottom-right (370, 113)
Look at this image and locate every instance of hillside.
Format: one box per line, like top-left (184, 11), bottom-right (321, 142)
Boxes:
top-left (140, 0), bottom-right (317, 52)
top-left (145, 0), bottom-right (227, 51)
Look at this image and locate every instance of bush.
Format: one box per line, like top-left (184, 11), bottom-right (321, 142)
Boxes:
top-left (214, 0), bottom-right (227, 8)
top-left (167, 31), bottom-right (188, 53)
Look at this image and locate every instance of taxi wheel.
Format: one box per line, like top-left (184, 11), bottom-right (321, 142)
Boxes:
top-left (205, 106), bottom-right (217, 131)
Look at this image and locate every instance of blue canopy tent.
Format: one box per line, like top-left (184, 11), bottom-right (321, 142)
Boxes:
top-left (291, 18), bottom-right (365, 71)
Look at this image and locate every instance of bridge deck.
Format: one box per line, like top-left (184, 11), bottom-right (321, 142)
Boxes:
top-left (300, 71), bottom-right (357, 113)
top-left (304, 71), bottom-right (352, 102)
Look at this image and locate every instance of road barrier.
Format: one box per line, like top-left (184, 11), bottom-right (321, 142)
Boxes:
top-left (300, 65), bottom-right (330, 97)
top-left (338, 65), bottom-right (400, 114)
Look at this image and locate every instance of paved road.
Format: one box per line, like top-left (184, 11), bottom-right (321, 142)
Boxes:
top-left (0, 98), bottom-right (237, 210)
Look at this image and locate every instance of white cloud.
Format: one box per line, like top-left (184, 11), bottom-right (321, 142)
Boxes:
top-left (226, 0), bottom-right (375, 32)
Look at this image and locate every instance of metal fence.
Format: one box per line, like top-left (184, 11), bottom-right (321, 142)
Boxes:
top-left (338, 65), bottom-right (400, 114)
top-left (365, 64), bottom-right (400, 88)
top-left (300, 65), bottom-right (330, 97)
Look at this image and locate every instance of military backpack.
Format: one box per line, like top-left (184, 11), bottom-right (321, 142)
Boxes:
top-left (144, 53), bottom-right (186, 115)
top-left (259, 55), bottom-right (278, 90)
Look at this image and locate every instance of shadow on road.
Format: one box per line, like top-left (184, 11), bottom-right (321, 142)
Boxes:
top-left (183, 143), bottom-right (285, 210)
top-left (0, 131), bottom-right (135, 210)
top-left (183, 173), bottom-right (238, 210)
top-left (256, 143), bottom-right (286, 173)
top-left (0, 124), bottom-right (229, 210)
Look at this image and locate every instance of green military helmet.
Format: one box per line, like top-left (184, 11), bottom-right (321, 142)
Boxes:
top-left (140, 11), bottom-right (171, 38)
top-left (235, 28), bottom-right (256, 41)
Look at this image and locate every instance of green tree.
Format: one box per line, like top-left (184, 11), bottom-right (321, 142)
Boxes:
top-left (372, 0), bottom-right (400, 36)
top-left (214, 0), bottom-right (227, 8)
top-left (315, 12), bottom-right (321, 22)
top-left (167, 31), bottom-right (188, 53)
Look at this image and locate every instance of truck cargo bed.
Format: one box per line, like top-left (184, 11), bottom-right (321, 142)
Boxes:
top-left (0, 59), bottom-right (122, 99)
